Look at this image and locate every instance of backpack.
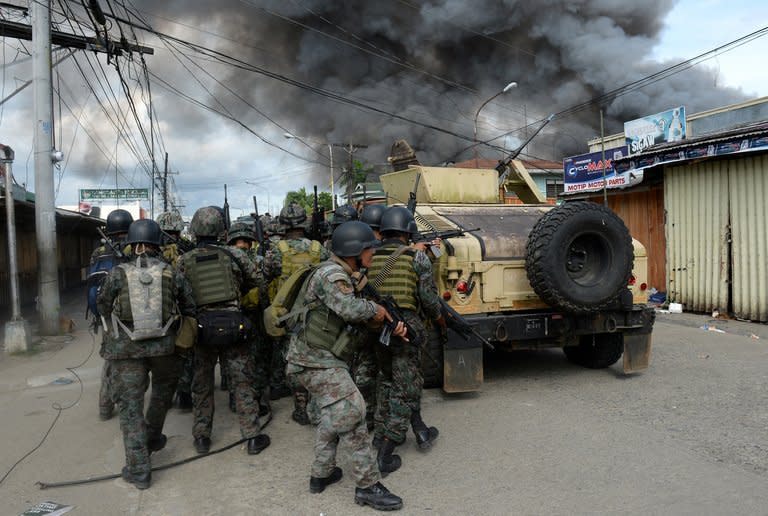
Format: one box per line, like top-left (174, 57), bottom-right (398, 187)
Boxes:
top-left (86, 249), bottom-right (117, 319)
top-left (263, 264), bottom-right (318, 337)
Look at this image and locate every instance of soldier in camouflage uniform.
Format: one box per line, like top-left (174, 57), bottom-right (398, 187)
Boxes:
top-left (369, 207), bottom-right (444, 474)
top-left (285, 221), bottom-right (403, 510)
top-left (97, 219), bottom-right (196, 490)
top-left (263, 202), bottom-right (329, 414)
top-left (353, 204), bottom-right (387, 430)
top-left (156, 210), bottom-right (196, 411)
top-left (325, 203), bottom-right (358, 251)
top-left (228, 221), bottom-right (270, 417)
top-left (178, 206), bottom-right (270, 456)
top-left (90, 208), bottom-right (133, 421)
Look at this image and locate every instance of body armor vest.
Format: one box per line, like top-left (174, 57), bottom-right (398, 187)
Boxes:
top-left (294, 269), bottom-right (358, 362)
top-left (270, 239), bottom-right (323, 299)
top-left (185, 247), bottom-right (239, 306)
top-left (112, 257), bottom-right (177, 341)
top-left (368, 245), bottom-right (419, 312)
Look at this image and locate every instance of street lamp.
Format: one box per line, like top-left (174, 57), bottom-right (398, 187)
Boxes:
top-left (473, 81), bottom-right (518, 166)
top-left (284, 132), bottom-right (336, 209)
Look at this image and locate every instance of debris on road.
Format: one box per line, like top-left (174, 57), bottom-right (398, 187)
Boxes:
top-left (700, 324), bottom-right (726, 333)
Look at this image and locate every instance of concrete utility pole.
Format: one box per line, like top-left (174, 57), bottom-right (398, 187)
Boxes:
top-left (2, 145), bottom-right (31, 353)
top-left (32, 0), bottom-right (60, 335)
top-left (332, 143), bottom-right (368, 202)
top-left (162, 152), bottom-right (169, 212)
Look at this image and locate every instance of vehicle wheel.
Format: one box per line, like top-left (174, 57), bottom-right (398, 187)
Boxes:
top-left (421, 328), bottom-right (444, 389)
top-left (525, 201), bottom-right (633, 313)
top-left (563, 333), bottom-right (623, 369)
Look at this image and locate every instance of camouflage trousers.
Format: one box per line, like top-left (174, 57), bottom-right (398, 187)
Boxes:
top-left (269, 336), bottom-right (288, 390)
top-left (109, 354), bottom-right (181, 475)
top-left (374, 311), bottom-right (426, 443)
top-left (176, 350), bottom-right (194, 395)
top-left (351, 341), bottom-right (378, 430)
top-left (99, 359), bottom-right (113, 414)
top-left (193, 342), bottom-right (261, 440)
top-left (293, 366), bottom-right (380, 488)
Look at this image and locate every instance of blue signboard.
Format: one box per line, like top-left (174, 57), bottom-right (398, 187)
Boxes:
top-left (624, 106), bottom-right (686, 155)
top-left (562, 146), bottom-right (643, 193)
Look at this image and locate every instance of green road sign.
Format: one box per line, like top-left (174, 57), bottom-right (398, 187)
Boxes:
top-left (79, 188), bottom-right (149, 200)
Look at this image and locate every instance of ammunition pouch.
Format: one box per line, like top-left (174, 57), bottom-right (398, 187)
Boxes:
top-left (196, 310), bottom-right (253, 349)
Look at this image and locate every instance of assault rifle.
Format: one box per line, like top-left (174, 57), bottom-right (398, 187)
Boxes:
top-left (310, 185), bottom-right (323, 242)
top-left (252, 195), bottom-right (268, 257)
top-left (96, 226), bottom-right (125, 259)
top-left (438, 298), bottom-right (495, 351)
top-left (223, 184), bottom-right (231, 230)
top-left (359, 282), bottom-right (418, 347)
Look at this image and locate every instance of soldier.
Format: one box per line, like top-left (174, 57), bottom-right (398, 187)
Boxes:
top-left (227, 221), bottom-right (271, 417)
top-left (97, 219), bottom-right (195, 490)
top-left (263, 202), bottom-right (329, 421)
top-left (157, 210), bottom-right (195, 411)
top-left (178, 206), bottom-right (270, 456)
top-left (285, 221), bottom-right (403, 510)
top-left (353, 203), bottom-right (387, 429)
top-left (369, 207), bottom-right (444, 474)
top-left (90, 208), bottom-right (133, 421)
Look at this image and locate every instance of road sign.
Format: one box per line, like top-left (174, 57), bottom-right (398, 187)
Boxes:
top-left (79, 188), bottom-right (149, 200)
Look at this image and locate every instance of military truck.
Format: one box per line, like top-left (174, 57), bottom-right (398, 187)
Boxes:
top-left (380, 161), bottom-right (654, 393)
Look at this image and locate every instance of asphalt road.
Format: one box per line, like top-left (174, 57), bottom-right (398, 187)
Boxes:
top-left (3, 314), bottom-right (768, 515)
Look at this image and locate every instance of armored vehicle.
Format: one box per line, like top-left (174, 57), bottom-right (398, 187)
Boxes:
top-left (380, 162), bottom-right (654, 393)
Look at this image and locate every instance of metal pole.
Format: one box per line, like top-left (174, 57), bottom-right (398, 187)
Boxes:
top-left (163, 152), bottom-right (168, 212)
top-left (328, 144), bottom-right (335, 209)
top-left (600, 109), bottom-right (607, 207)
top-left (32, 0), bottom-right (61, 334)
top-left (2, 148), bottom-right (21, 320)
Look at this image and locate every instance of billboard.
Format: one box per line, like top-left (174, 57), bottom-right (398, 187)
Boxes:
top-left (80, 188), bottom-right (149, 200)
top-left (562, 145), bottom-right (643, 193)
top-left (624, 106), bottom-right (686, 155)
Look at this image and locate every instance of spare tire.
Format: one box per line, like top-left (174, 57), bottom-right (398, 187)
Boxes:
top-left (525, 201), bottom-right (633, 313)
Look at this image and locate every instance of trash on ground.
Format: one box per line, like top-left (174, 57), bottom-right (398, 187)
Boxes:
top-left (648, 291), bottom-right (667, 304)
top-left (49, 377), bottom-right (74, 385)
top-left (19, 501), bottom-right (73, 516)
top-left (669, 302), bottom-right (683, 313)
top-left (698, 353), bottom-right (711, 359)
top-left (751, 334), bottom-right (760, 340)
top-left (700, 324), bottom-right (726, 334)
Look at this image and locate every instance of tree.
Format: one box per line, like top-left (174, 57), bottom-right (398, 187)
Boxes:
top-left (283, 187), bottom-right (333, 214)
top-left (339, 160), bottom-right (374, 191)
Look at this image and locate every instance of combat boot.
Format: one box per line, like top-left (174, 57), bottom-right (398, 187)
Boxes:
top-left (228, 391), bottom-right (236, 413)
top-left (269, 384), bottom-right (291, 400)
top-left (99, 403), bottom-right (114, 421)
top-left (194, 436), bottom-right (211, 454)
top-left (376, 437), bottom-right (402, 476)
top-left (121, 466), bottom-right (151, 490)
top-left (147, 431), bottom-right (167, 453)
top-left (410, 410), bottom-right (439, 450)
top-left (309, 466), bottom-right (343, 493)
top-left (247, 434), bottom-right (271, 455)
top-left (176, 391), bottom-right (193, 411)
top-left (354, 482), bottom-right (403, 511)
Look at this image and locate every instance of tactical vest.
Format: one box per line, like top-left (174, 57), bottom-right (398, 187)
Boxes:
top-left (161, 243), bottom-right (180, 268)
top-left (112, 257), bottom-right (178, 341)
top-left (270, 239), bottom-right (323, 299)
top-left (184, 247), bottom-right (239, 307)
top-left (294, 267), bottom-right (358, 362)
top-left (368, 245), bottom-right (419, 311)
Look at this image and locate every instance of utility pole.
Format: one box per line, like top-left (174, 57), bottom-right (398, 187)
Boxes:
top-left (2, 144), bottom-right (31, 352)
top-left (332, 143), bottom-right (368, 202)
top-left (32, 0), bottom-right (60, 335)
top-left (162, 152), bottom-right (168, 212)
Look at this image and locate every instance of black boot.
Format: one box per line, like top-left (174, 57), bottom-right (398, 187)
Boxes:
top-left (99, 403), bottom-right (114, 421)
top-left (220, 373), bottom-right (229, 391)
top-left (147, 432), bottom-right (167, 453)
top-left (309, 466), bottom-right (343, 493)
top-left (292, 390), bottom-right (310, 425)
top-left (228, 391), bottom-right (237, 413)
top-left (372, 435), bottom-right (383, 450)
top-left (411, 410), bottom-right (439, 450)
top-left (376, 437), bottom-right (402, 477)
top-left (259, 400), bottom-right (271, 418)
top-left (121, 466), bottom-right (151, 490)
top-left (194, 436), bottom-right (211, 454)
top-left (176, 392), bottom-right (193, 411)
top-left (354, 482), bottom-right (403, 511)
top-left (247, 434), bottom-right (271, 455)
top-left (269, 384), bottom-right (291, 400)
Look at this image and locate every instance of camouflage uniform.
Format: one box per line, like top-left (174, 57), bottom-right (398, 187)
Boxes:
top-left (97, 252), bottom-right (195, 480)
top-left (285, 258), bottom-right (381, 488)
top-left (370, 242), bottom-right (441, 444)
top-left (241, 249), bottom-right (270, 405)
top-left (263, 237), bottom-right (329, 405)
top-left (89, 242), bottom-right (131, 420)
top-left (351, 333), bottom-right (379, 430)
top-left (177, 244), bottom-right (265, 442)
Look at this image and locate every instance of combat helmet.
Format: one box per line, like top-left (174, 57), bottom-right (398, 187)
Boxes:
top-left (331, 204), bottom-right (358, 229)
top-left (380, 206), bottom-right (418, 235)
top-left (156, 210), bottom-right (184, 233)
top-left (331, 221), bottom-right (379, 257)
top-left (190, 206), bottom-right (225, 239)
top-left (360, 204), bottom-right (386, 229)
top-left (106, 209), bottom-right (133, 236)
top-left (126, 219), bottom-right (162, 247)
top-left (227, 221), bottom-right (256, 244)
top-left (279, 202), bottom-right (308, 229)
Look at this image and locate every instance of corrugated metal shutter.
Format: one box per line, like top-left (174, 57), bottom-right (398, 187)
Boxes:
top-left (729, 154), bottom-right (768, 321)
top-left (665, 161), bottom-right (730, 312)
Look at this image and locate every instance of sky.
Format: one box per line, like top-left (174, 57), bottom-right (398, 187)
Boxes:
top-left (0, 0), bottom-right (766, 220)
